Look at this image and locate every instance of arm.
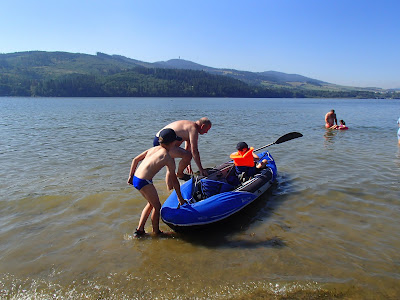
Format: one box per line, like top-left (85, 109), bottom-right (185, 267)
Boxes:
top-left (127, 149), bottom-right (148, 184)
top-left (184, 140), bottom-right (193, 174)
top-left (166, 157), bottom-right (186, 205)
top-left (189, 130), bottom-right (207, 176)
top-left (252, 152), bottom-right (260, 162)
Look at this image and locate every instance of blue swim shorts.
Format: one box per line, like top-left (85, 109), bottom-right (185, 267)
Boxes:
top-left (132, 176), bottom-right (153, 190)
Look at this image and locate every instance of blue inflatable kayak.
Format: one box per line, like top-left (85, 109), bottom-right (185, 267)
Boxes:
top-left (161, 151), bottom-right (277, 231)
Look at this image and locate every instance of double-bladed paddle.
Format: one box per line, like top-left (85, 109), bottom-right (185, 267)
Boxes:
top-left (254, 131), bottom-right (303, 152)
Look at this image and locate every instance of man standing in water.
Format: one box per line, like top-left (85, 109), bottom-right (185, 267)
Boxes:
top-left (325, 109), bottom-right (338, 129)
top-left (154, 117), bottom-right (212, 189)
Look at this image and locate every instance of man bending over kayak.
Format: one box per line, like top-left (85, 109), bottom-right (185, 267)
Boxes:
top-left (154, 117), bottom-right (212, 190)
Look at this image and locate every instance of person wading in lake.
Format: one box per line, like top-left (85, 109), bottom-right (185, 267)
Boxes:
top-left (325, 109), bottom-right (338, 129)
top-left (153, 117), bottom-right (212, 190)
top-left (128, 128), bottom-right (186, 237)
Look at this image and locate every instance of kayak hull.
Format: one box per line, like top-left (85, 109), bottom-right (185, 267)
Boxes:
top-left (161, 151), bottom-right (277, 232)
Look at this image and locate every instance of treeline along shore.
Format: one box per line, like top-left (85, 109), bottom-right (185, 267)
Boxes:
top-left (1, 51), bottom-right (399, 98)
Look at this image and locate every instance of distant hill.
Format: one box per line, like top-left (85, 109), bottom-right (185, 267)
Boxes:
top-left (0, 51), bottom-right (150, 77)
top-left (153, 58), bottom-right (388, 93)
top-left (257, 70), bottom-right (325, 85)
top-left (154, 59), bottom-right (210, 71)
top-left (155, 59), bottom-right (324, 84)
top-left (0, 51), bottom-right (272, 97)
top-left (0, 51), bottom-right (397, 98)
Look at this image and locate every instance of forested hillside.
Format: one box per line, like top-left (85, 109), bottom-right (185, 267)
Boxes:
top-left (0, 51), bottom-right (397, 98)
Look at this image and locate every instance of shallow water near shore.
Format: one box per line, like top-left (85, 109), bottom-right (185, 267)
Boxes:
top-left (1, 97), bottom-right (399, 299)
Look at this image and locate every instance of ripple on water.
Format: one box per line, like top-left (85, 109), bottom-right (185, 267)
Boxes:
top-left (1, 97), bottom-right (400, 299)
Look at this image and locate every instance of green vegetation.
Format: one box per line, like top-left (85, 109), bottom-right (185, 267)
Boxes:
top-left (1, 51), bottom-right (398, 98)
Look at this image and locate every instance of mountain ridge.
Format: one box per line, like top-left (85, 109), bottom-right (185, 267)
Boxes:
top-left (0, 51), bottom-right (397, 98)
top-left (154, 58), bottom-right (327, 85)
top-left (152, 58), bottom-right (389, 92)
top-left (0, 51), bottom-right (383, 90)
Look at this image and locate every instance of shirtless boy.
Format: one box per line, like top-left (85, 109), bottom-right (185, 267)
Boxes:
top-left (128, 128), bottom-right (186, 237)
top-left (154, 117), bottom-right (212, 189)
top-left (325, 109), bottom-right (338, 129)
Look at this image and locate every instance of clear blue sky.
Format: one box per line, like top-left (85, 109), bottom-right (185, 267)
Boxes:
top-left (1, 0), bottom-right (399, 89)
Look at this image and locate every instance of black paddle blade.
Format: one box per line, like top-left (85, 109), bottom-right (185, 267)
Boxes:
top-left (275, 132), bottom-right (303, 144)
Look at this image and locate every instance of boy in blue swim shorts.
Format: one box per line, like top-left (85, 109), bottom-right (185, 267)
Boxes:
top-left (127, 128), bottom-right (186, 237)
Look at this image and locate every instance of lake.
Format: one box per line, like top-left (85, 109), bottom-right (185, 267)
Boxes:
top-left (0, 97), bottom-right (399, 299)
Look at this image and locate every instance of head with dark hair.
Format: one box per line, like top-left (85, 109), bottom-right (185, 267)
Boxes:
top-left (236, 142), bottom-right (249, 151)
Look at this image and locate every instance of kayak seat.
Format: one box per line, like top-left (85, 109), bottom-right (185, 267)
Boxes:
top-left (200, 179), bottom-right (234, 198)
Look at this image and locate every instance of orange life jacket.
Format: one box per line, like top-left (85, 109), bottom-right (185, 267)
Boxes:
top-left (230, 147), bottom-right (255, 167)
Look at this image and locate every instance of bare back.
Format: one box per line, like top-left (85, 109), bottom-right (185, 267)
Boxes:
top-left (134, 146), bottom-right (175, 180)
top-left (157, 118), bottom-right (210, 176)
top-left (161, 120), bottom-right (197, 143)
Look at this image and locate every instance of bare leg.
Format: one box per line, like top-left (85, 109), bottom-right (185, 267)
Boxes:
top-left (176, 152), bottom-right (192, 176)
top-left (138, 184), bottom-right (162, 233)
top-left (136, 202), bottom-right (153, 232)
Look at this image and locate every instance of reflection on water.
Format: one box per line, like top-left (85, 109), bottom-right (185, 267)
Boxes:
top-left (0, 97), bottom-right (400, 299)
top-left (323, 128), bottom-right (337, 140)
top-left (323, 128), bottom-right (338, 149)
